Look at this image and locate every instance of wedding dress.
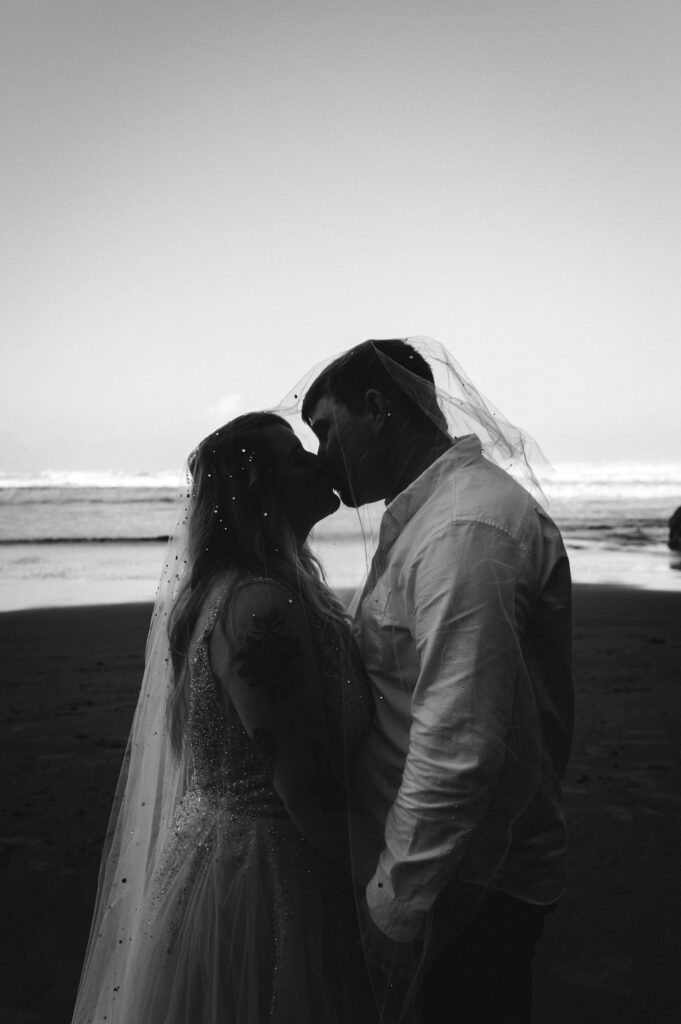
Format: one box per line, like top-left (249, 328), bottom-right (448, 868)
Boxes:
top-left (72, 572), bottom-right (376, 1024)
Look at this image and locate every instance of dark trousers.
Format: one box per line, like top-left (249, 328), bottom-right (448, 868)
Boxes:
top-left (418, 890), bottom-right (554, 1024)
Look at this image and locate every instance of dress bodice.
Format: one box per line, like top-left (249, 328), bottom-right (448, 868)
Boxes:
top-left (185, 578), bottom-right (369, 820)
top-left (136, 576), bottom-right (377, 1024)
top-left (187, 586), bottom-right (286, 818)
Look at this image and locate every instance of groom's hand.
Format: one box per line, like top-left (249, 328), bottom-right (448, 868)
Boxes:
top-left (359, 897), bottom-right (424, 1022)
top-left (359, 896), bottom-right (419, 976)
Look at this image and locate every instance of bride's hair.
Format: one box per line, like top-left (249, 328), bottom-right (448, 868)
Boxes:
top-left (167, 411), bottom-right (348, 755)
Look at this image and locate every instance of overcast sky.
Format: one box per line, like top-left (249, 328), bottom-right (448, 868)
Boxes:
top-left (2, 0), bottom-right (679, 473)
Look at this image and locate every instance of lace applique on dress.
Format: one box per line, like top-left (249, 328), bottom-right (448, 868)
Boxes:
top-left (233, 607), bottom-right (304, 699)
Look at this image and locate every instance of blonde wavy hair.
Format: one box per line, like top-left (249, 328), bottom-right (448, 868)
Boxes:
top-left (167, 412), bottom-right (349, 756)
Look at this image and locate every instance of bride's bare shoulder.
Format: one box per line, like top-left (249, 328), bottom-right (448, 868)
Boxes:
top-left (227, 575), bottom-right (304, 634)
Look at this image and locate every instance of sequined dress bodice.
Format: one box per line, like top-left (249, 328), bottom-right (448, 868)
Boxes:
top-left (140, 577), bottom-right (376, 1023)
top-left (187, 589), bottom-right (287, 818)
top-left (185, 580), bottom-right (367, 820)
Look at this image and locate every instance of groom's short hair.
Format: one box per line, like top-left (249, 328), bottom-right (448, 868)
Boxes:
top-left (302, 339), bottom-right (445, 435)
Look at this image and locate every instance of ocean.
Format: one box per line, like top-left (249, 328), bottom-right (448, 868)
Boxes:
top-left (1, 462), bottom-right (680, 611)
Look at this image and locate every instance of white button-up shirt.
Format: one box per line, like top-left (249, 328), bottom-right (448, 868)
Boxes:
top-left (353, 436), bottom-right (574, 941)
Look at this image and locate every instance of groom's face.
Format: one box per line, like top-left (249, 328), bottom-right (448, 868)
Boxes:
top-left (306, 393), bottom-right (385, 507)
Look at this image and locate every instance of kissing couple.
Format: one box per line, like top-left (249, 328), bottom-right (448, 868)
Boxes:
top-left (72, 338), bottom-right (574, 1024)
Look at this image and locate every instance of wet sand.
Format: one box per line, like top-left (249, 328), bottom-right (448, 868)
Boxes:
top-left (1, 585), bottom-right (680, 1023)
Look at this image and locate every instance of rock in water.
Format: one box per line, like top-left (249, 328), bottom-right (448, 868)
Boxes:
top-left (668, 506), bottom-right (681, 551)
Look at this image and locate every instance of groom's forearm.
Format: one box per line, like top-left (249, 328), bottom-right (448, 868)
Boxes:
top-left (364, 743), bottom-right (501, 941)
top-left (365, 536), bottom-right (532, 938)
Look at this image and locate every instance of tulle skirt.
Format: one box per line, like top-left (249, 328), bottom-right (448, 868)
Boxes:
top-left (112, 796), bottom-right (373, 1024)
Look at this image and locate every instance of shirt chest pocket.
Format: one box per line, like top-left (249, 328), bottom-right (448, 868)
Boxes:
top-left (360, 576), bottom-right (416, 683)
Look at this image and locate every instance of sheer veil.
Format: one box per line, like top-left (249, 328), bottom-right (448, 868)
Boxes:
top-left (280, 336), bottom-right (549, 502)
top-left (280, 335), bottom-right (549, 598)
top-left (72, 478), bottom-right (193, 1023)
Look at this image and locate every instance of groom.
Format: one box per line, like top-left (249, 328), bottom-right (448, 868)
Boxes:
top-left (302, 340), bottom-right (574, 1023)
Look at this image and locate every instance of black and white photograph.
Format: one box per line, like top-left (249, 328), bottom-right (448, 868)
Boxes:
top-left (1, 3), bottom-right (680, 1022)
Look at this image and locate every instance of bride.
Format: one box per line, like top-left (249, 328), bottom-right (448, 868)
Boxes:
top-left (72, 412), bottom-right (379, 1024)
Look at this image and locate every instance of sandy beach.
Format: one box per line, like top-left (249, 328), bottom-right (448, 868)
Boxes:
top-left (1, 585), bottom-right (680, 1024)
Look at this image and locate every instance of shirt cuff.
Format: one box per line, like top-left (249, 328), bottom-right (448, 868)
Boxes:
top-left (365, 863), bottom-right (427, 942)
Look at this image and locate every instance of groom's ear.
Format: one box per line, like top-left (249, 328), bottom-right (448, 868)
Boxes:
top-left (362, 389), bottom-right (392, 433)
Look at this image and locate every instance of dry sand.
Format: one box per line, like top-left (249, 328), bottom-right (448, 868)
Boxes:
top-left (1, 584), bottom-right (680, 1024)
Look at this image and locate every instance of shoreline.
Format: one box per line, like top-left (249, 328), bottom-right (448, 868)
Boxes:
top-left (0, 578), bottom-right (679, 617)
top-left (1, 534), bottom-right (681, 616)
top-left (1, 577), bottom-right (679, 614)
top-left (1, 584), bottom-right (680, 1022)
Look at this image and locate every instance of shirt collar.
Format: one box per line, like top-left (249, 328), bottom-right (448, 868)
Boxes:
top-left (378, 434), bottom-right (483, 548)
